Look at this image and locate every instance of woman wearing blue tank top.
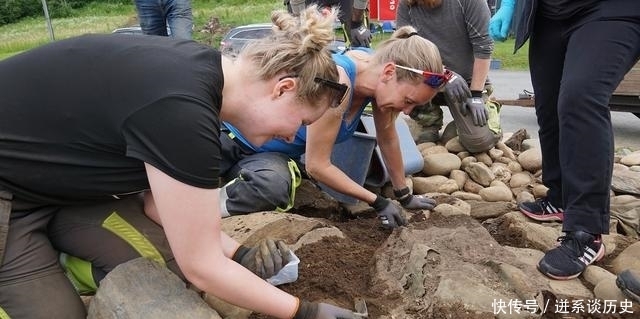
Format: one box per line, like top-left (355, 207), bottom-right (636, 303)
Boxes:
top-left (220, 26), bottom-right (457, 229)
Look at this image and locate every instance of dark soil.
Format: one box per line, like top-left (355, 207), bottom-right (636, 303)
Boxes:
top-left (250, 207), bottom-right (516, 319)
top-left (248, 204), bottom-right (639, 319)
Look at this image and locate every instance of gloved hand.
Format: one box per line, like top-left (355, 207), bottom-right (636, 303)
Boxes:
top-left (394, 187), bottom-right (436, 210)
top-left (294, 300), bottom-right (357, 319)
top-left (232, 238), bottom-right (291, 279)
top-left (463, 95), bottom-right (489, 126)
top-left (350, 21), bottom-right (372, 47)
top-left (443, 71), bottom-right (471, 105)
top-left (371, 195), bottom-right (407, 229)
top-left (489, 0), bottom-right (516, 41)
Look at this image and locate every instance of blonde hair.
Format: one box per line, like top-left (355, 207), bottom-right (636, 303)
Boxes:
top-left (372, 25), bottom-right (443, 126)
top-left (373, 25), bottom-right (443, 84)
top-left (239, 5), bottom-right (340, 108)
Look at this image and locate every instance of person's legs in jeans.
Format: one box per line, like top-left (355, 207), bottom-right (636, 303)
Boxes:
top-left (135, 0), bottom-right (169, 36)
top-left (0, 208), bottom-right (87, 318)
top-left (164, 0), bottom-right (192, 39)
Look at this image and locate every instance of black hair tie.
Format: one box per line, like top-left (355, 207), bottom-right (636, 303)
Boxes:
top-left (408, 32), bottom-right (420, 38)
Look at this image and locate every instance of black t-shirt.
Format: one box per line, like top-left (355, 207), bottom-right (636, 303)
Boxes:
top-left (0, 34), bottom-right (223, 205)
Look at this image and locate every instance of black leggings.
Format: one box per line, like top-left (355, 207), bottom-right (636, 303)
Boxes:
top-left (529, 15), bottom-right (640, 234)
top-left (0, 208), bottom-right (86, 319)
top-left (0, 195), bottom-right (179, 318)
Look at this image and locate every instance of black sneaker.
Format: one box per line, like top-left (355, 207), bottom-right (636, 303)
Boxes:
top-left (519, 198), bottom-right (564, 221)
top-left (538, 231), bottom-right (605, 280)
top-left (616, 269), bottom-right (640, 302)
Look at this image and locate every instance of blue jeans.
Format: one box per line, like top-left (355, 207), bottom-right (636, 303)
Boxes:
top-left (135, 0), bottom-right (192, 39)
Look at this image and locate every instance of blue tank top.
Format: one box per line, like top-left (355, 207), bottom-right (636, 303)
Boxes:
top-left (254, 49), bottom-right (374, 159)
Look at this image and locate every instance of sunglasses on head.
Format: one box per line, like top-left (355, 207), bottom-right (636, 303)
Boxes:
top-left (395, 64), bottom-right (453, 89)
top-left (279, 75), bottom-right (349, 109)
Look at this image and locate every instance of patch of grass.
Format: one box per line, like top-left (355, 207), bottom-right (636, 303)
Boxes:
top-left (0, 0), bottom-right (280, 60)
top-left (492, 38), bottom-right (529, 70)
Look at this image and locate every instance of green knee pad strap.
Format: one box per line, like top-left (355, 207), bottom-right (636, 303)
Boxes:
top-left (102, 212), bottom-right (165, 267)
top-left (61, 211), bottom-right (166, 294)
top-left (0, 306), bottom-right (10, 319)
top-left (276, 159), bottom-right (302, 212)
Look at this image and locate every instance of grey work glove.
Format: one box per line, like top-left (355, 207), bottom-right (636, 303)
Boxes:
top-left (350, 21), bottom-right (372, 47)
top-left (293, 300), bottom-right (356, 319)
top-left (443, 71), bottom-right (471, 104)
top-left (232, 238), bottom-right (291, 279)
top-left (394, 187), bottom-right (436, 210)
top-left (463, 95), bottom-right (489, 126)
top-left (371, 195), bottom-right (407, 229)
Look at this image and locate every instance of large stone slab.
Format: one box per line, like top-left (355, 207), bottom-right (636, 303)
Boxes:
top-left (88, 258), bottom-right (221, 319)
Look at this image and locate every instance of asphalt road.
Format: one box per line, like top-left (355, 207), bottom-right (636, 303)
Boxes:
top-left (442, 70), bottom-right (640, 151)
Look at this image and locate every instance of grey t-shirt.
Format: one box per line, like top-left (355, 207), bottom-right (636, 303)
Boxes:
top-left (396, 0), bottom-right (494, 82)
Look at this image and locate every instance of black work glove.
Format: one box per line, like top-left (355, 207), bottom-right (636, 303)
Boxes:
top-left (394, 187), bottom-right (436, 210)
top-left (232, 238), bottom-right (291, 279)
top-left (443, 71), bottom-right (471, 104)
top-left (294, 300), bottom-right (356, 319)
top-left (350, 21), bottom-right (372, 47)
top-left (371, 195), bottom-right (407, 229)
top-left (463, 91), bottom-right (488, 126)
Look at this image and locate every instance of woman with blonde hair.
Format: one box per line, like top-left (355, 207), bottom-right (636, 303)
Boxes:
top-left (0, 5), bottom-right (355, 319)
top-left (220, 26), bottom-right (449, 228)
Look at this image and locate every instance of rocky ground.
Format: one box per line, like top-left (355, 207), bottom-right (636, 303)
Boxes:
top-left (88, 119), bottom-right (640, 319)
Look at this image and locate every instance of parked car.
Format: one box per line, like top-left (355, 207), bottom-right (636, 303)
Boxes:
top-left (112, 25), bottom-right (172, 36)
top-left (220, 23), bottom-right (347, 57)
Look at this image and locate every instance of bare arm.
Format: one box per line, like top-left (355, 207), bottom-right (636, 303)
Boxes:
top-left (143, 190), bottom-right (240, 258)
top-left (144, 163), bottom-right (298, 319)
top-left (470, 57), bottom-right (491, 92)
top-left (304, 71), bottom-right (378, 205)
top-left (466, 0), bottom-right (493, 92)
top-left (372, 106), bottom-right (407, 190)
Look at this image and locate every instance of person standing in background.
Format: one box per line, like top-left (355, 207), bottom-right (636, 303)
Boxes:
top-left (490, 0), bottom-right (640, 280)
top-left (134, 0), bottom-right (193, 39)
top-left (397, 0), bottom-right (502, 153)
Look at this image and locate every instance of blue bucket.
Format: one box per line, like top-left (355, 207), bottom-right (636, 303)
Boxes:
top-left (316, 131), bottom-right (377, 204)
top-left (360, 115), bottom-right (424, 187)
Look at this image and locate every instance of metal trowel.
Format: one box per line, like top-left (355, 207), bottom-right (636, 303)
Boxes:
top-left (353, 297), bottom-right (368, 318)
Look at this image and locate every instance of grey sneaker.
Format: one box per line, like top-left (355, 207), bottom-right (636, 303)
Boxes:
top-left (617, 269), bottom-right (640, 302)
